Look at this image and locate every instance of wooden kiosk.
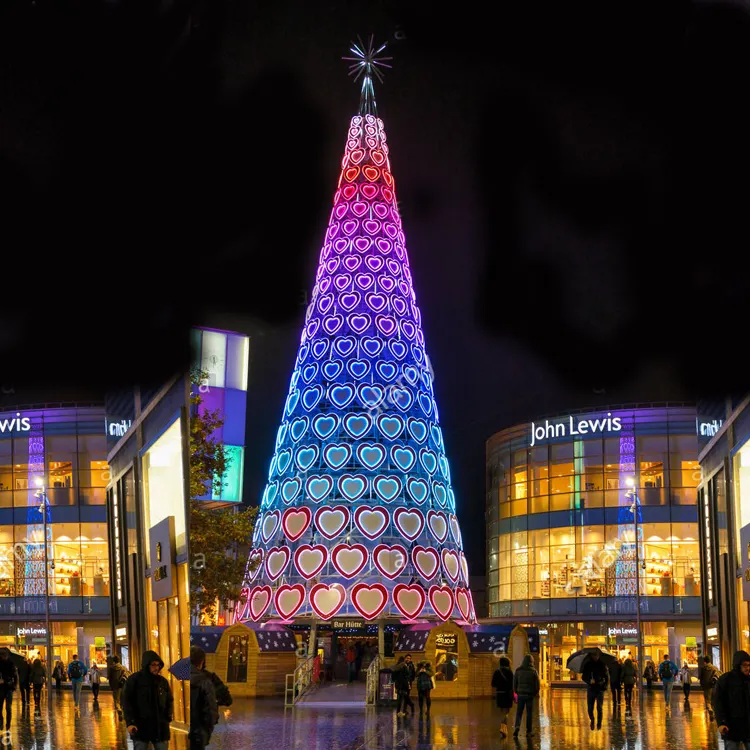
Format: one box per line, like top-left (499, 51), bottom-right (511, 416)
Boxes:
top-left (192, 622), bottom-right (297, 698)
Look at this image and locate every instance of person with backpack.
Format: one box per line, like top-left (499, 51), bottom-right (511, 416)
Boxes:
top-left (190, 646), bottom-right (219, 750)
top-left (491, 655), bottom-right (515, 739)
top-left (108, 655), bottom-right (128, 717)
top-left (581, 651), bottom-right (609, 731)
top-left (621, 658), bottom-right (637, 712)
top-left (67, 654), bottom-right (88, 708)
top-left (122, 649), bottom-right (174, 750)
top-left (0, 649), bottom-right (18, 733)
top-left (698, 654), bottom-right (720, 715)
top-left (643, 660), bottom-right (656, 690)
top-left (52, 660), bottom-right (66, 691)
top-left (415, 662), bottom-right (434, 719)
top-left (512, 654), bottom-right (540, 738)
top-left (713, 650), bottom-right (750, 749)
top-left (658, 654), bottom-right (678, 710)
top-left (30, 658), bottom-right (46, 706)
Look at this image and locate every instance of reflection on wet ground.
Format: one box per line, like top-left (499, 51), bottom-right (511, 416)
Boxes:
top-left (209, 687), bottom-right (724, 749)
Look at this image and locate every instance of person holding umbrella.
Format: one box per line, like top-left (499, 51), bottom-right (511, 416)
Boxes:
top-left (581, 651), bottom-right (609, 730)
top-left (0, 649), bottom-right (18, 734)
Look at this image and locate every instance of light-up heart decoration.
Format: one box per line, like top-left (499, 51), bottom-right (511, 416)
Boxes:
top-left (309, 583), bottom-right (346, 620)
top-left (411, 546), bottom-right (439, 580)
top-left (357, 443), bottom-right (386, 471)
top-left (281, 507), bottom-right (312, 542)
top-left (274, 584), bottom-right (305, 620)
top-left (441, 549), bottom-right (460, 583)
top-left (314, 505), bottom-right (350, 540)
top-left (293, 544), bottom-right (328, 579)
top-left (460, 552), bottom-right (469, 586)
top-left (393, 584), bottom-right (426, 620)
top-left (406, 477), bottom-right (429, 505)
top-left (305, 475), bottom-right (334, 503)
top-left (429, 585), bottom-right (455, 621)
top-left (248, 585), bottom-right (272, 621)
top-left (327, 383), bottom-right (355, 410)
top-left (260, 511), bottom-right (280, 543)
top-left (455, 587), bottom-right (472, 622)
top-left (449, 515), bottom-right (462, 545)
top-left (351, 583), bottom-right (388, 620)
top-left (353, 506), bottom-right (389, 540)
top-left (372, 544), bottom-right (408, 580)
top-left (264, 546), bottom-right (291, 582)
top-left (323, 443), bottom-right (352, 471)
top-left (373, 475), bottom-right (402, 503)
top-left (343, 413), bottom-right (372, 440)
top-left (246, 549), bottom-right (264, 582)
top-left (338, 474), bottom-right (368, 502)
top-left (312, 414), bottom-right (338, 441)
top-left (331, 543), bottom-right (368, 579)
top-left (393, 508), bottom-right (424, 542)
top-left (427, 511), bottom-right (449, 544)
top-left (391, 445), bottom-right (416, 472)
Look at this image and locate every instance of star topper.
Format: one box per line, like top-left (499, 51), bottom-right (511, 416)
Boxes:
top-left (343, 35), bottom-right (393, 116)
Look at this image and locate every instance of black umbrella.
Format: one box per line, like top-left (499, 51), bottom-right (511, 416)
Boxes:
top-left (0, 649), bottom-right (28, 674)
top-left (566, 647), bottom-right (618, 673)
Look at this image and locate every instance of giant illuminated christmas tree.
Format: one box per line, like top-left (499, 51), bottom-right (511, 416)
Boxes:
top-left (238, 38), bottom-right (475, 626)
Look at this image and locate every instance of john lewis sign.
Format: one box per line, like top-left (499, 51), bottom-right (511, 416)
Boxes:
top-left (530, 413), bottom-right (622, 447)
top-left (0, 413), bottom-right (31, 435)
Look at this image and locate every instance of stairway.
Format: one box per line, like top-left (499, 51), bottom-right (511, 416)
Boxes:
top-left (295, 680), bottom-right (367, 707)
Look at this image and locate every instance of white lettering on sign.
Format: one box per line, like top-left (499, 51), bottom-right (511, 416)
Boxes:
top-left (530, 413), bottom-right (622, 447)
top-left (108, 419), bottom-right (132, 438)
top-left (17, 627), bottom-right (46, 637)
top-left (0, 413), bottom-right (31, 434)
top-left (697, 419), bottom-right (723, 438)
top-left (704, 496), bottom-right (714, 605)
top-left (112, 490), bottom-right (123, 606)
top-left (608, 627), bottom-right (638, 637)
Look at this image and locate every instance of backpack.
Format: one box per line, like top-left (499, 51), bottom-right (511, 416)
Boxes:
top-left (69, 662), bottom-right (82, 680)
top-left (117, 669), bottom-right (130, 689)
top-left (658, 661), bottom-right (673, 680)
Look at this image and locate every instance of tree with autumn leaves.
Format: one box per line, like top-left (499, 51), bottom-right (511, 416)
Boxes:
top-left (189, 368), bottom-right (256, 624)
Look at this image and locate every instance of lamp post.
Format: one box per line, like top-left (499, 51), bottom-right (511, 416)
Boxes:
top-left (33, 478), bottom-right (53, 702)
top-left (625, 476), bottom-right (644, 705)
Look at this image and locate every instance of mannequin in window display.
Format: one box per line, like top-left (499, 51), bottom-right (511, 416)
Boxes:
top-left (685, 568), bottom-right (696, 596)
top-left (93, 567), bottom-right (104, 596)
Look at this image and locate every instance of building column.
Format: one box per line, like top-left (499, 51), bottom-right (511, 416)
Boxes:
top-left (378, 619), bottom-right (385, 659)
top-left (309, 620), bottom-right (318, 658)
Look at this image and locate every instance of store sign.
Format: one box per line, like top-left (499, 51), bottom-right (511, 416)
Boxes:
top-left (115, 626), bottom-right (127, 639)
top-left (538, 629), bottom-right (548, 636)
top-left (686, 637), bottom-right (697, 647)
top-left (697, 419), bottom-right (723, 438)
top-left (95, 636), bottom-right (106, 648)
top-left (530, 413), bottom-right (622, 447)
top-left (707, 627), bottom-right (718, 639)
top-left (106, 418), bottom-right (133, 438)
top-left (741, 523), bottom-right (750, 602)
top-left (608, 626), bottom-right (638, 637)
top-left (704, 494), bottom-right (715, 605)
top-left (16, 627), bottom-right (45, 637)
top-left (332, 620), bottom-right (364, 630)
top-left (149, 516), bottom-right (177, 602)
top-left (436, 633), bottom-right (457, 648)
top-left (112, 490), bottom-right (124, 607)
top-left (0, 412), bottom-right (31, 434)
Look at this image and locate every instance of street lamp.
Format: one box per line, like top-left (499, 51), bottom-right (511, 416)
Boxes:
top-left (33, 478), bottom-right (53, 702)
top-left (625, 476), bottom-right (644, 705)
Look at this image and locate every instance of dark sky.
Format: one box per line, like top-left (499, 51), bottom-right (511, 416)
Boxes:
top-left (2, 0), bottom-right (749, 575)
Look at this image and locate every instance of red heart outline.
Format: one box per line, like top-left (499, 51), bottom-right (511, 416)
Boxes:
top-left (449, 514), bottom-right (462, 544)
top-left (274, 584), bottom-right (306, 619)
top-left (455, 587), bottom-right (472, 622)
top-left (314, 505), bottom-right (350, 541)
top-left (393, 584), bottom-right (426, 619)
top-left (331, 543), bottom-right (369, 579)
top-left (344, 166), bottom-right (360, 182)
top-left (394, 507), bottom-right (425, 542)
top-left (246, 549), bottom-right (264, 582)
top-left (372, 543), bottom-right (408, 580)
top-left (349, 148), bottom-right (365, 165)
top-left (309, 583), bottom-right (346, 620)
top-left (341, 184), bottom-right (358, 200)
top-left (371, 150), bottom-right (386, 166)
top-left (282, 507), bottom-right (312, 543)
top-left (459, 552), bottom-right (470, 585)
top-left (353, 506), bottom-right (389, 540)
top-left (264, 546), bottom-right (291, 582)
top-left (411, 546), bottom-right (439, 580)
top-left (260, 510), bottom-right (281, 543)
top-left (234, 587), bottom-right (251, 622)
top-left (363, 165), bottom-right (380, 182)
top-left (427, 510), bottom-right (449, 543)
top-left (351, 582), bottom-right (388, 620)
top-left (441, 549), bottom-right (460, 582)
top-left (428, 584), bottom-right (455, 621)
top-left (361, 183), bottom-right (378, 199)
top-left (248, 585), bottom-right (272, 621)
top-left (293, 544), bottom-right (328, 579)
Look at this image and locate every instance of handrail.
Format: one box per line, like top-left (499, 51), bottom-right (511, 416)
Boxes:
top-left (365, 655), bottom-right (381, 705)
top-left (284, 653), bottom-right (318, 707)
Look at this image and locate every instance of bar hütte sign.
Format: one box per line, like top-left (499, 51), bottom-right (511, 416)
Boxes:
top-left (530, 413), bottom-right (622, 446)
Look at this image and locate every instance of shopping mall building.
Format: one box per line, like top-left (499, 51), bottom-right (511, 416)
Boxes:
top-left (0, 404), bottom-right (111, 667)
top-left (485, 403), bottom-right (702, 684)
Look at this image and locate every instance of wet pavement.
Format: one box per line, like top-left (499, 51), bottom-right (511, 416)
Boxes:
top-left (208, 687), bottom-right (725, 749)
top-left (0, 689), bottom-right (187, 748)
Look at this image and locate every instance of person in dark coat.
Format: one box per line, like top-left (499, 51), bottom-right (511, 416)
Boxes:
top-left (122, 650), bottom-right (174, 749)
top-left (30, 658), bottom-right (46, 706)
top-left (621, 658), bottom-right (637, 712)
top-left (713, 649), bottom-right (750, 747)
top-left (581, 652), bottom-right (609, 730)
top-left (491, 656), bottom-right (515, 738)
top-left (512, 655), bottom-right (540, 738)
top-left (609, 658), bottom-right (623, 706)
top-left (17, 657), bottom-right (31, 706)
top-left (698, 654), bottom-right (720, 716)
top-left (190, 646), bottom-right (218, 750)
top-left (0, 649), bottom-right (18, 731)
top-left (392, 656), bottom-right (414, 718)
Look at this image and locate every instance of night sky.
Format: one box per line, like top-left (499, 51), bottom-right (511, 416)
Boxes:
top-left (2, 0), bottom-right (749, 575)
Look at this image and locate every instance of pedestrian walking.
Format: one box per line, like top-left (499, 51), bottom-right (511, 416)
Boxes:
top-left (107, 655), bottom-right (128, 717)
top-left (609, 657), bottom-right (623, 706)
top-left (89, 663), bottom-right (101, 702)
top-left (698, 654), bottom-right (720, 716)
top-left (18, 657), bottom-right (31, 706)
top-left (491, 655), bottom-right (515, 739)
top-left (657, 654), bottom-right (678, 710)
top-left (0, 648), bottom-right (18, 734)
top-left (52, 661), bottom-right (65, 691)
top-left (67, 654), bottom-right (88, 707)
top-left (512, 654), bottom-right (540, 738)
top-left (122, 650), bottom-right (174, 750)
top-left (713, 650), bottom-right (750, 750)
top-left (678, 661), bottom-right (691, 702)
top-left (204, 668), bottom-right (232, 708)
top-left (189, 646), bottom-right (219, 750)
top-left (346, 644), bottom-right (357, 683)
top-left (582, 651), bottom-right (608, 730)
top-left (643, 660), bottom-right (656, 691)
top-left (415, 662), bottom-right (434, 719)
top-left (30, 658), bottom-right (46, 706)
top-left (621, 658), bottom-right (637, 712)
top-left (392, 656), bottom-right (415, 717)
